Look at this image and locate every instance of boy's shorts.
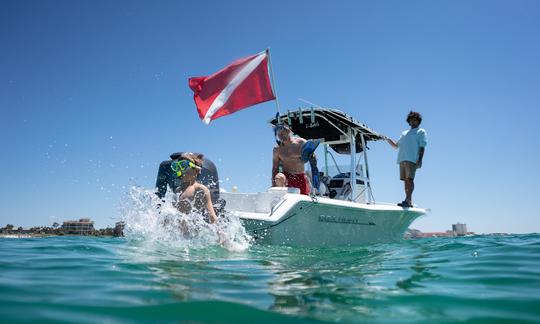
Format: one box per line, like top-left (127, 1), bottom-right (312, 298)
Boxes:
top-left (400, 161), bottom-right (417, 180)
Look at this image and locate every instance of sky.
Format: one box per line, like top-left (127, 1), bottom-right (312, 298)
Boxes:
top-left (1, 0), bottom-right (539, 233)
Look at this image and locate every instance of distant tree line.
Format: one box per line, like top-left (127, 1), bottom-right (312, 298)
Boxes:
top-left (0, 222), bottom-right (124, 237)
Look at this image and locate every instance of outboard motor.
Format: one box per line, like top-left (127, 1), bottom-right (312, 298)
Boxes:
top-left (155, 152), bottom-right (225, 212)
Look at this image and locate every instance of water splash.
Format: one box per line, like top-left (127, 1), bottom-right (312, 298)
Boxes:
top-left (119, 186), bottom-right (251, 252)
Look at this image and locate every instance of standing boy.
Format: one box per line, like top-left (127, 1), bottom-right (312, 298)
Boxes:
top-left (385, 111), bottom-right (427, 208)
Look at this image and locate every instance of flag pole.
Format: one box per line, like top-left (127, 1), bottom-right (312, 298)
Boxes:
top-left (266, 48), bottom-right (281, 115)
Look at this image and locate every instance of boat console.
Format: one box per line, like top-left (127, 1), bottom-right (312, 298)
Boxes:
top-left (324, 172), bottom-right (367, 203)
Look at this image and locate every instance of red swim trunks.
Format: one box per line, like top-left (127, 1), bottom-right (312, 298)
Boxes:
top-left (284, 172), bottom-right (311, 195)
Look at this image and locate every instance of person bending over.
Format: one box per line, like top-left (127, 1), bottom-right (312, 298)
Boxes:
top-left (271, 123), bottom-right (311, 195)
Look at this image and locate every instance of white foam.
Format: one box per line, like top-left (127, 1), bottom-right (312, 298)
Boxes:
top-left (119, 186), bottom-right (251, 252)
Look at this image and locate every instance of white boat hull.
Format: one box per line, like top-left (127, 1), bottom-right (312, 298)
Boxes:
top-left (222, 191), bottom-right (426, 246)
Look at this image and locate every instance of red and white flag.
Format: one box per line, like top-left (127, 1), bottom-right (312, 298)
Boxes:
top-left (189, 50), bottom-right (276, 124)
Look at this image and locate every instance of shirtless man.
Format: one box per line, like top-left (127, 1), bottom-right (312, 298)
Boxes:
top-left (272, 124), bottom-right (311, 195)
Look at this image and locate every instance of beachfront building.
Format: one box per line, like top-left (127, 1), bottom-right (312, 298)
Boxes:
top-left (114, 221), bottom-right (125, 237)
top-left (61, 218), bottom-right (95, 235)
top-left (452, 223), bottom-right (468, 236)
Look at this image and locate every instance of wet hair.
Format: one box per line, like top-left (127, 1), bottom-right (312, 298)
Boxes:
top-left (180, 152), bottom-right (204, 168)
top-left (276, 122), bottom-right (291, 133)
top-left (406, 111), bottom-right (422, 124)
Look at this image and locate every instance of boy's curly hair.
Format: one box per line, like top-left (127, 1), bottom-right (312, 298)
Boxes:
top-left (180, 152), bottom-right (204, 168)
top-left (406, 111), bottom-right (422, 124)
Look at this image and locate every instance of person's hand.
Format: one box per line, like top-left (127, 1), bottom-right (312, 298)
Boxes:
top-left (416, 160), bottom-right (422, 169)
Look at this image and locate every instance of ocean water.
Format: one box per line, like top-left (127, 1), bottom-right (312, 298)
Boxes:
top-left (1, 234), bottom-right (540, 323)
top-left (2, 188), bottom-right (540, 323)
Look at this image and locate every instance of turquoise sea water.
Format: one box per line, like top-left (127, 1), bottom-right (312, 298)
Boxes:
top-left (1, 234), bottom-right (539, 323)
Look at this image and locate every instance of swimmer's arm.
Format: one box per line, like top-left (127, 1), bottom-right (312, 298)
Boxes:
top-left (272, 146), bottom-right (280, 186)
top-left (202, 185), bottom-right (217, 224)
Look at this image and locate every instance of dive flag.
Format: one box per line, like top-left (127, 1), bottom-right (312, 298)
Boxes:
top-left (189, 50), bottom-right (276, 124)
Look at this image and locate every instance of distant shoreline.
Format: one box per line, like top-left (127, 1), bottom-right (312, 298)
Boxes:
top-left (0, 234), bottom-right (118, 238)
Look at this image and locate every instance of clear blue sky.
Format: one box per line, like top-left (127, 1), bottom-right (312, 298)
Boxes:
top-left (1, 0), bottom-right (539, 233)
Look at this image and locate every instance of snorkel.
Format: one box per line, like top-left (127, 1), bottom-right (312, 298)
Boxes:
top-left (273, 112), bottom-right (288, 145)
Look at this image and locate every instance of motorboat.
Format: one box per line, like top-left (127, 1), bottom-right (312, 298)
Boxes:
top-left (155, 108), bottom-right (427, 246)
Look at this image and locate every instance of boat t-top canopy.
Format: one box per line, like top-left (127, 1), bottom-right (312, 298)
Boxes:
top-left (269, 108), bottom-right (384, 154)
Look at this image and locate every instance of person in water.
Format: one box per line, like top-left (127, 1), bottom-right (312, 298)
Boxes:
top-left (172, 152), bottom-right (217, 224)
top-left (384, 111), bottom-right (427, 208)
top-left (271, 123), bottom-right (313, 195)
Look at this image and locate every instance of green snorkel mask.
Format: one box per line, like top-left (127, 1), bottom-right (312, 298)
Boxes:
top-left (171, 159), bottom-right (201, 177)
